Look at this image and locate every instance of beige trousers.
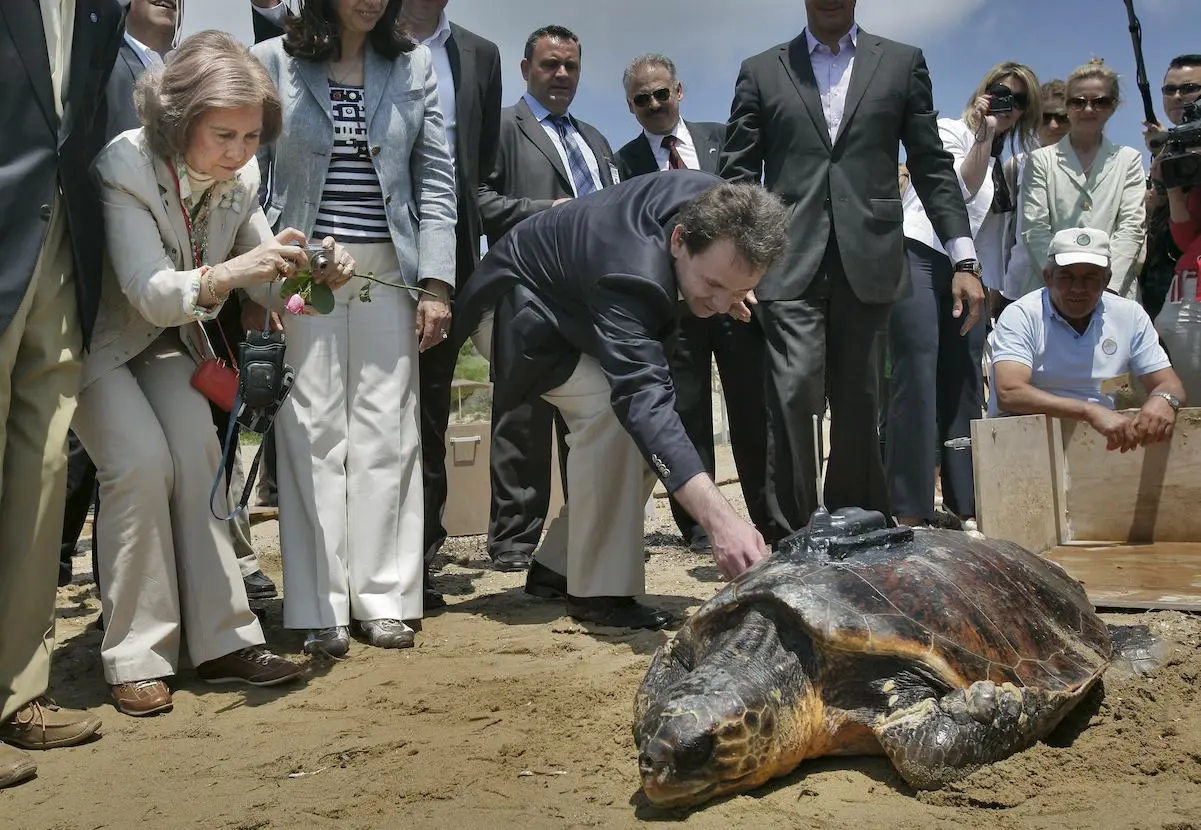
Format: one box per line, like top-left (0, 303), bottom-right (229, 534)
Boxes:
top-left (73, 333), bottom-right (264, 684)
top-left (276, 243), bottom-right (423, 628)
top-left (0, 200), bottom-right (82, 721)
top-left (473, 313), bottom-right (656, 597)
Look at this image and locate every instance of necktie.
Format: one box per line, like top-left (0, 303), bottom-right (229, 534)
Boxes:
top-left (550, 115), bottom-right (598, 197)
top-left (661, 134), bottom-right (685, 170)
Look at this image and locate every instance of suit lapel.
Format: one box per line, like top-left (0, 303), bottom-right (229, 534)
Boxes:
top-left (296, 57), bottom-right (334, 127)
top-left (0, 0), bottom-right (58, 132)
top-left (634, 134), bottom-right (658, 175)
top-left (578, 123), bottom-right (614, 185)
top-left (1055, 137), bottom-right (1089, 190)
top-left (833, 32), bottom-right (883, 147)
top-left (119, 42), bottom-right (143, 83)
top-left (515, 98), bottom-right (571, 189)
top-left (153, 155), bottom-right (194, 271)
top-left (781, 38), bottom-right (831, 152)
top-left (449, 31), bottom-right (474, 163)
top-left (364, 47), bottom-right (395, 133)
top-left (1087, 139), bottom-right (1119, 191)
top-left (685, 120), bottom-right (720, 173)
top-left (60, 0), bottom-right (101, 146)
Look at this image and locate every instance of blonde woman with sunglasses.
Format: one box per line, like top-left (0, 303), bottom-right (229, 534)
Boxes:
top-left (1019, 58), bottom-right (1147, 298)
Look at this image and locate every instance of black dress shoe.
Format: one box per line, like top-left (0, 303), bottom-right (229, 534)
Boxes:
top-left (492, 549), bottom-right (533, 573)
top-left (524, 560), bottom-right (567, 600)
top-left (566, 596), bottom-right (675, 630)
top-left (243, 570), bottom-right (278, 601)
top-left (424, 587), bottom-right (446, 610)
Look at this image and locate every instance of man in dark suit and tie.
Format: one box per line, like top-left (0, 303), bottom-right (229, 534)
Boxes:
top-left (478, 25), bottom-right (618, 573)
top-left (718, 0), bottom-right (984, 537)
top-left (455, 173), bottom-right (787, 629)
top-left (0, 0), bottom-right (124, 788)
top-left (250, 0), bottom-right (503, 605)
top-left (615, 53), bottom-right (769, 552)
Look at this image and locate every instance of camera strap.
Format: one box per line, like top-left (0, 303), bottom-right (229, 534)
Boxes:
top-left (208, 308), bottom-right (284, 522)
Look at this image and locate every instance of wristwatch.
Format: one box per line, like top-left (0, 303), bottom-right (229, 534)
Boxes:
top-left (1152, 391), bottom-right (1181, 413)
top-left (953, 258), bottom-right (983, 279)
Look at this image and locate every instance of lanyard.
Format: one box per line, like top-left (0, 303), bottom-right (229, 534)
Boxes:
top-left (168, 164), bottom-right (207, 269)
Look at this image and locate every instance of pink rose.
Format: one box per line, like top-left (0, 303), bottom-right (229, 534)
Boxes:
top-left (285, 293), bottom-right (305, 315)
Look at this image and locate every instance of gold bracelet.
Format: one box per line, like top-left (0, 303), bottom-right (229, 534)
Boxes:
top-left (203, 266), bottom-right (229, 305)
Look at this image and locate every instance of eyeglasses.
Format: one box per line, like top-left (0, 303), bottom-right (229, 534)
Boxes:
top-left (1041, 111), bottom-right (1069, 125)
top-left (632, 87), bottom-right (672, 108)
top-left (1162, 82), bottom-right (1201, 97)
top-left (1067, 96), bottom-right (1115, 111)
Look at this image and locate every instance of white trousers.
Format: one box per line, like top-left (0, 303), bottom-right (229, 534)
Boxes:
top-left (473, 313), bottom-right (656, 597)
top-left (73, 333), bottom-right (264, 683)
top-left (277, 243), bottom-right (423, 628)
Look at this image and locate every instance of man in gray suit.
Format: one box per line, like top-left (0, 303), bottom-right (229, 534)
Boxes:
top-left (614, 53), bottom-right (768, 554)
top-left (719, 0), bottom-right (984, 537)
top-left (478, 25), bottom-right (618, 574)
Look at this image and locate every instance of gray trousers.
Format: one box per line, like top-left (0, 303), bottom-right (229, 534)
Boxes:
top-left (758, 245), bottom-right (892, 538)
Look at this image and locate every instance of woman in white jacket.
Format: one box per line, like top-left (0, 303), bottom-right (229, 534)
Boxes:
top-left (885, 62), bottom-right (1042, 529)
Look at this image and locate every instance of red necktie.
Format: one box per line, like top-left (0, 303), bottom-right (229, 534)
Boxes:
top-left (661, 135), bottom-right (685, 170)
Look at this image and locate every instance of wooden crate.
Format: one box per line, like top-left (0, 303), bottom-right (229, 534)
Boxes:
top-left (973, 408), bottom-right (1201, 611)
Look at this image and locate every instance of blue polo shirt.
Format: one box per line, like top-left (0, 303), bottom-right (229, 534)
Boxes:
top-left (988, 289), bottom-right (1172, 416)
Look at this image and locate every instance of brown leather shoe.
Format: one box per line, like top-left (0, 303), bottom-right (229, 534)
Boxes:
top-left (197, 646), bottom-right (303, 687)
top-left (0, 697), bottom-right (102, 750)
top-left (0, 742), bottom-right (36, 788)
top-left (111, 680), bottom-right (173, 717)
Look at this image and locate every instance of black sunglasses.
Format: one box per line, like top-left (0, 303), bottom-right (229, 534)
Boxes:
top-left (1162, 82), bottom-right (1201, 97)
top-left (1042, 111), bottom-right (1069, 124)
top-left (1067, 95), bottom-right (1115, 111)
top-left (632, 87), bottom-right (672, 108)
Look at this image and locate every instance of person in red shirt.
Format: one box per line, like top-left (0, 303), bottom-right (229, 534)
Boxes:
top-left (1153, 161), bottom-right (1201, 403)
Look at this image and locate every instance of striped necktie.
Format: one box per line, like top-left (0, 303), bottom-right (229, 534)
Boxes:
top-left (550, 115), bottom-right (598, 197)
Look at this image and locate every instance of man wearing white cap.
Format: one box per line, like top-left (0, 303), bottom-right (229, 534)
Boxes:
top-left (989, 227), bottom-right (1186, 452)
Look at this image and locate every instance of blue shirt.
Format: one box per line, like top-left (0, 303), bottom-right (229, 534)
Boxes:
top-left (988, 288), bottom-right (1171, 416)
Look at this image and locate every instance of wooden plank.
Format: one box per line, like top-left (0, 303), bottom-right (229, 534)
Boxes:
top-left (972, 415), bottom-right (1061, 553)
top-left (1044, 543), bottom-right (1201, 612)
top-left (1059, 408), bottom-right (1201, 543)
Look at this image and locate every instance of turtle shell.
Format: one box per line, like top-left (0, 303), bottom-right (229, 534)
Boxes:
top-left (687, 528), bottom-right (1111, 692)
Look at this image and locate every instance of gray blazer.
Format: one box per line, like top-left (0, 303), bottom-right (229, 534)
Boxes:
top-left (84, 129), bottom-right (275, 389)
top-left (251, 37), bottom-right (458, 288)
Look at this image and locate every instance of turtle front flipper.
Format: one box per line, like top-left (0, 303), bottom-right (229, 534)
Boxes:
top-left (873, 679), bottom-right (1087, 789)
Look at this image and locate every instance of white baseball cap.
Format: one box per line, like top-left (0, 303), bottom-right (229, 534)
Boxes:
top-left (1048, 227), bottom-right (1111, 268)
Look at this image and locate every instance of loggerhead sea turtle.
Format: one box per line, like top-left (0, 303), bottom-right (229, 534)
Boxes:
top-left (634, 507), bottom-right (1149, 808)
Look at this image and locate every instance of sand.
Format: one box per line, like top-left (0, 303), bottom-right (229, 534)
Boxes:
top-left (7, 484), bottom-right (1201, 830)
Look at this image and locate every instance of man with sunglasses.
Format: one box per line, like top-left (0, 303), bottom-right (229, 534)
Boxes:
top-left (990, 227), bottom-right (1184, 452)
top-left (614, 54), bottom-right (768, 555)
top-left (1141, 54), bottom-right (1201, 322)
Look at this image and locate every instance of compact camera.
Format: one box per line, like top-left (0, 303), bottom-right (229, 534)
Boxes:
top-left (235, 329), bottom-right (294, 434)
top-left (1150, 101), bottom-right (1201, 191)
top-left (985, 82), bottom-right (1016, 115)
top-left (306, 243), bottom-right (332, 272)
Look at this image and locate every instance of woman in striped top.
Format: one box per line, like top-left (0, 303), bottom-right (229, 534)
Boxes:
top-left (252, 0), bottom-right (458, 658)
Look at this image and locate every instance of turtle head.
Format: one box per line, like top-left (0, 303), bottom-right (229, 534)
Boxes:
top-left (636, 678), bottom-right (796, 808)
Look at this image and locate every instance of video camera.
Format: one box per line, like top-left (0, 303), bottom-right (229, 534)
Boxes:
top-left (235, 329), bottom-right (294, 434)
top-left (1150, 101), bottom-right (1201, 190)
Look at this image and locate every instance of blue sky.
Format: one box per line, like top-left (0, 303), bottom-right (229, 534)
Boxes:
top-left (189, 0), bottom-right (1198, 165)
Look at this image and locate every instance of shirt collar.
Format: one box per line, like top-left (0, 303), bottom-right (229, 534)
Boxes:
top-left (524, 92), bottom-right (567, 124)
top-left (1043, 288), bottom-right (1103, 333)
top-left (420, 12), bottom-right (452, 47)
top-left (124, 32), bottom-right (165, 69)
top-left (805, 23), bottom-right (858, 55)
top-left (643, 119), bottom-right (691, 148)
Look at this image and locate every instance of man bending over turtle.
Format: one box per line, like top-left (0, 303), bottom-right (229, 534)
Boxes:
top-left (989, 227), bottom-right (1186, 451)
top-left (453, 172), bottom-right (788, 630)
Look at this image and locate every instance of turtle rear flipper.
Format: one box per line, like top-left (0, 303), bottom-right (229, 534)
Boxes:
top-left (1106, 624), bottom-right (1166, 678)
top-left (873, 680), bottom-right (1084, 790)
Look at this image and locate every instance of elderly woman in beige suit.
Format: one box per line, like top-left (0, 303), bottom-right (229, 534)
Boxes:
top-left (73, 32), bottom-right (353, 717)
top-left (1020, 59), bottom-right (1147, 298)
